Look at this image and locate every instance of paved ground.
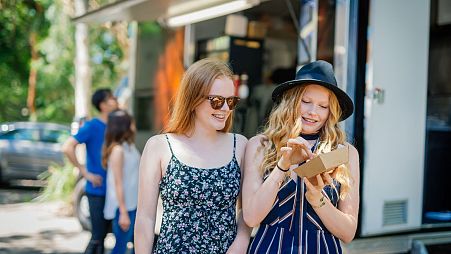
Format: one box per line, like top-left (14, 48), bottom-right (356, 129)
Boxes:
top-left (0, 185), bottom-right (114, 254)
top-left (0, 184), bottom-right (450, 254)
top-left (0, 200), bottom-right (90, 253)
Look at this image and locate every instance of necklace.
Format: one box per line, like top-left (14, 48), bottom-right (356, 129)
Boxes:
top-left (300, 133), bottom-right (320, 141)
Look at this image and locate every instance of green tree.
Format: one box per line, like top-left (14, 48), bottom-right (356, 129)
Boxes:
top-left (34, 1), bottom-right (75, 123)
top-left (0, 0), bottom-right (127, 124)
top-left (0, 0), bottom-right (50, 122)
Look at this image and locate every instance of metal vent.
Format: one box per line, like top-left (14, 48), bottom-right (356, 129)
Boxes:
top-left (383, 200), bottom-right (407, 226)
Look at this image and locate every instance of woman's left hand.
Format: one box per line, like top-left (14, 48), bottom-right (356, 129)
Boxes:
top-left (304, 172), bottom-right (334, 208)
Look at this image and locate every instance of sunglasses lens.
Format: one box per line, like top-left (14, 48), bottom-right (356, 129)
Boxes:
top-left (226, 97), bottom-right (240, 110)
top-left (209, 96), bottom-right (225, 110)
top-left (207, 96), bottom-right (240, 110)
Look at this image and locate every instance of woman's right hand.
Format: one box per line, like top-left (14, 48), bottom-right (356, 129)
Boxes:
top-left (279, 137), bottom-right (314, 169)
top-left (119, 211), bottom-right (131, 231)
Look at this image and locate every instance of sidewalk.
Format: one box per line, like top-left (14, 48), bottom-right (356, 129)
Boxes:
top-left (0, 200), bottom-right (91, 253)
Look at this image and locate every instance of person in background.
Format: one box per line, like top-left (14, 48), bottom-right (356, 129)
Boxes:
top-left (102, 110), bottom-right (140, 254)
top-left (243, 60), bottom-right (360, 253)
top-left (63, 88), bottom-right (118, 254)
top-left (134, 58), bottom-right (251, 253)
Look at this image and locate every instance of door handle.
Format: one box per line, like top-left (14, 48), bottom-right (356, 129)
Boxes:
top-left (367, 87), bottom-right (385, 104)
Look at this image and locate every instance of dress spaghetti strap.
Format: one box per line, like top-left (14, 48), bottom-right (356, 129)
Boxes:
top-left (232, 133), bottom-right (237, 159)
top-left (164, 134), bottom-right (174, 156)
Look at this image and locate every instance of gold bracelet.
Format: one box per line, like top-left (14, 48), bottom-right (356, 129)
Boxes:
top-left (312, 196), bottom-right (326, 209)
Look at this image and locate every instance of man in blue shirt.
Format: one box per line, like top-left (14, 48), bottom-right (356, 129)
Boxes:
top-left (63, 88), bottom-right (118, 254)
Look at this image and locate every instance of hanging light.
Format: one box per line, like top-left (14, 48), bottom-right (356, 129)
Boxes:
top-left (165, 0), bottom-right (260, 27)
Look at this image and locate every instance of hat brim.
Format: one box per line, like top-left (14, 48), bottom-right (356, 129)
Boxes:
top-left (272, 79), bottom-right (354, 121)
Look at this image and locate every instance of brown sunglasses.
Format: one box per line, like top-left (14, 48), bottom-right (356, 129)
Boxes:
top-left (205, 95), bottom-right (241, 110)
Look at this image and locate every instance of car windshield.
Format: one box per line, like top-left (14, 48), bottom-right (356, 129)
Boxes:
top-left (0, 129), bottom-right (40, 142)
top-left (40, 129), bottom-right (70, 143)
top-left (0, 126), bottom-right (69, 143)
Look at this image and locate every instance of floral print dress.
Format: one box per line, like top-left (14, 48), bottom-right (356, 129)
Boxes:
top-left (153, 134), bottom-right (241, 254)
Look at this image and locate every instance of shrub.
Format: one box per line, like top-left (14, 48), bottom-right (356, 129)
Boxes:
top-left (37, 160), bottom-right (78, 203)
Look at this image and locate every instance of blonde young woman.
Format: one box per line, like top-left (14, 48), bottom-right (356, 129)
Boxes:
top-left (243, 60), bottom-right (360, 253)
top-left (135, 58), bottom-right (251, 254)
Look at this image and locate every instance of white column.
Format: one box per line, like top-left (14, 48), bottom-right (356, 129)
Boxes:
top-left (74, 0), bottom-right (91, 120)
top-left (127, 21), bottom-right (138, 115)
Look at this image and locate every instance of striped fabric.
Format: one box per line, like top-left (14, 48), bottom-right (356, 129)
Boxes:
top-left (248, 177), bottom-right (342, 254)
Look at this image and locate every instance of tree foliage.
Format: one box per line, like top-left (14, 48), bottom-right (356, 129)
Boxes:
top-left (0, 0), bottom-right (50, 122)
top-left (0, 0), bottom-right (127, 124)
top-left (89, 23), bottom-right (126, 92)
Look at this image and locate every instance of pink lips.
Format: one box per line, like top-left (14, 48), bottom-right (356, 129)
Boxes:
top-left (212, 114), bottom-right (226, 122)
top-left (302, 116), bottom-right (318, 125)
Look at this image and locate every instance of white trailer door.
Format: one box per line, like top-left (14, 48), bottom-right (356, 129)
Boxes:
top-left (361, 0), bottom-right (430, 236)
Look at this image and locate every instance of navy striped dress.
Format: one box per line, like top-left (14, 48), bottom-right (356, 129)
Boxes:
top-left (248, 176), bottom-right (342, 254)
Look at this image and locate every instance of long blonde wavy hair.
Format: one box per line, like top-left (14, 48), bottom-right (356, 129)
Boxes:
top-left (260, 84), bottom-right (352, 199)
top-left (165, 58), bottom-right (234, 135)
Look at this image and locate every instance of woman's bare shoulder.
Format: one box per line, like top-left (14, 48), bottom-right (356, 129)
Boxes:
top-left (142, 134), bottom-right (169, 154)
top-left (344, 142), bottom-right (359, 158)
top-left (244, 135), bottom-right (269, 158)
top-left (344, 142), bottom-right (360, 176)
top-left (248, 134), bottom-right (268, 147)
top-left (232, 133), bottom-right (248, 146)
top-left (111, 144), bottom-right (124, 154)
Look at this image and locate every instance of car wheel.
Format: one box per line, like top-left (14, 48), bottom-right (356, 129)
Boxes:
top-left (73, 178), bottom-right (91, 231)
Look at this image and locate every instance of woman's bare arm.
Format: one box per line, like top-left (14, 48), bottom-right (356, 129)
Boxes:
top-left (227, 134), bottom-right (251, 253)
top-left (109, 145), bottom-right (130, 230)
top-left (242, 136), bottom-right (287, 227)
top-left (134, 136), bottom-right (164, 253)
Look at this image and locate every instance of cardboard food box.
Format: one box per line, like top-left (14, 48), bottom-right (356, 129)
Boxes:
top-left (293, 146), bottom-right (349, 178)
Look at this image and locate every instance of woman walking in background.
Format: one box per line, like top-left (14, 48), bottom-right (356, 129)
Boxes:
top-left (103, 110), bottom-right (140, 254)
top-left (243, 60), bottom-right (360, 253)
top-left (134, 58), bottom-right (251, 253)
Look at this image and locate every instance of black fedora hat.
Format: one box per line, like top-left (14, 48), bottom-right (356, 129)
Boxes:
top-left (272, 60), bottom-right (354, 121)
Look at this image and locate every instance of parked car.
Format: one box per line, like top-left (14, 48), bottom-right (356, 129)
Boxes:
top-left (0, 122), bottom-right (70, 183)
top-left (73, 177), bottom-right (92, 230)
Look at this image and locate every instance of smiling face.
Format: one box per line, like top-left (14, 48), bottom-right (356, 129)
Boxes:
top-left (195, 77), bottom-right (235, 131)
top-left (299, 84), bottom-right (331, 134)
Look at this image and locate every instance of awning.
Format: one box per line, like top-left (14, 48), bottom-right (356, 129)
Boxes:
top-left (72, 0), bottom-right (168, 23)
top-left (72, 0), bottom-right (261, 26)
